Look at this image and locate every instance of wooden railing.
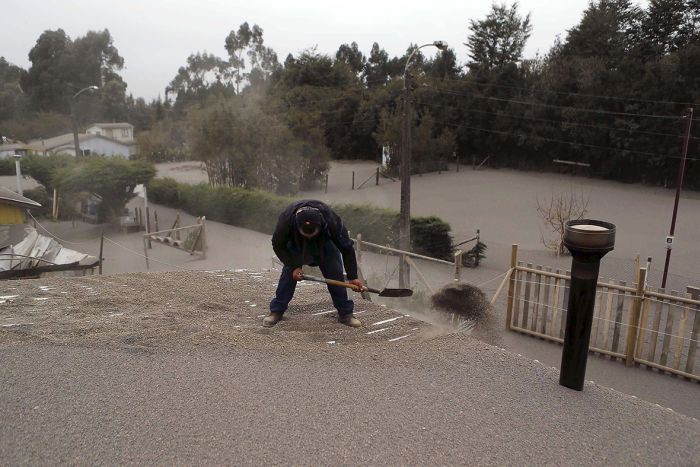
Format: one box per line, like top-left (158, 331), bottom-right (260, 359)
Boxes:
top-left (505, 245), bottom-right (700, 381)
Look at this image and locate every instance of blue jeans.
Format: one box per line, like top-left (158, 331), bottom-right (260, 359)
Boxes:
top-left (270, 241), bottom-right (354, 316)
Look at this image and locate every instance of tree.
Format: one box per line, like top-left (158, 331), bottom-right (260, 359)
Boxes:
top-left (22, 154), bottom-right (76, 193)
top-left (641, 0), bottom-right (700, 54)
top-left (536, 192), bottom-right (590, 256)
top-left (166, 52), bottom-right (233, 109)
top-left (20, 29), bottom-right (74, 112)
top-left (425, 48), bottom-right (461, 80)
top-left (0, 58), bottom-right (27, 122)
top-left (136, 118), bottom-right (189, 162)
top-left (188, 95), bottom-right (328, 194)
top-left (277, 48), bottom-right (355, 88)
top-left (375, 105), bottom-right (456, 174)
top-left (55, 158), bottom-right (155, 221)
top-left (560, 0), bottom-right (643, 67)
top-left (224, 22), bottom-right (279, 93)
top-left (336, 42), bottom-right (366, 75)
top-left (20, 29), bottom-right (127, 124)
top-left (363, 42), bottom-right (391, 87)
top-left (465, 2), bottom-right (532, 71)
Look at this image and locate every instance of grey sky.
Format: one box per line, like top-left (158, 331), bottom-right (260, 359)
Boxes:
top-left (1, 0), bottom-right (644, 100)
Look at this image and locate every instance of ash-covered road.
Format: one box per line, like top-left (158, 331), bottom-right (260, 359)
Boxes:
top-left (1, 271), bottom-right (698, 465)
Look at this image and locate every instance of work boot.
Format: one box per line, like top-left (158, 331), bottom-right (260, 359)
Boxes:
top-left (338, 314), bottom-right (362, 328)
top-left (263, 312), bottom-right (283, 327)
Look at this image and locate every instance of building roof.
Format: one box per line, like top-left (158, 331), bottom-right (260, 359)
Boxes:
top-left (0, 143), bottom-right (28, 152)
top-left (0, 187), bottom-right (42, 209)
top-left (88, 122), bottom-right (134, 129)
top-left (28, 133), bottom-right (134, 151)
top-left (0, 142), bottom-right (49, 153)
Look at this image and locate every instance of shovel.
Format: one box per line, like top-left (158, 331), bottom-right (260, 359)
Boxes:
top-left (301, 274), bottom-right (413, 298)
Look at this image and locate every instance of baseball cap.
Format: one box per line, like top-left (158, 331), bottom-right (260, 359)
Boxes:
top-left (296, 206), bottom-right (322, 237)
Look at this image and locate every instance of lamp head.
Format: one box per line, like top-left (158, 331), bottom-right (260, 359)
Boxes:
top-left (433, 40), bottom-right (449, 51)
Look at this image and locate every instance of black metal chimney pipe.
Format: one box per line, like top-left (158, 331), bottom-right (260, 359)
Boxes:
top-left (560, 220), bottom-right (616, 391)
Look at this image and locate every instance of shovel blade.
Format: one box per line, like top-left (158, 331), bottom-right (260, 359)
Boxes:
top-left (378, 288), bottom-right (413, 298)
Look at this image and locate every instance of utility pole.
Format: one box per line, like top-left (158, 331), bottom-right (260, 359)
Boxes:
top-left (398, 40), bottom-right (448, 288)
top-left (399, 75), bottom-right (412, 288)
top-left (71, 104), bottom-right (81, 158)
top-left (70, 86), bottom-right (99, 157)
top-left (661, 107), bottom-right (693, 289)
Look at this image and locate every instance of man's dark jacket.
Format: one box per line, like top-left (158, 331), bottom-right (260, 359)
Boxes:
top-left (271, 200), bottom-right (358, 280)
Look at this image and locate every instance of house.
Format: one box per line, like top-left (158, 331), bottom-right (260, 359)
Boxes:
top-left (0, 187), bottom-right (41, 226)
top-left (0, 143), bottom-right (47, 159)
top-left (86, 123), bottom-right (134, 143)
top-left (27, 133), bottom-right (135, 158)
top-left (0, 187), bottom-right (42, 249)
top-left (0, 187), bottom-right (98, 278)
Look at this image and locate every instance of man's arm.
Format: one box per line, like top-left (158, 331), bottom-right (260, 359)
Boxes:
top-left (328, 213), bottom-right (358, 281)
top-left (271, 214), bottom-right (302, 270)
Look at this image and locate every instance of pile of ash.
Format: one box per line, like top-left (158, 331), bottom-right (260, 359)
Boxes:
top-left (430, 283), bottom-right (490, 321)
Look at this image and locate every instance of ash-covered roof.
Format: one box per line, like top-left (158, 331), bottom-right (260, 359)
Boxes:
top-left (88, 122), bottom-right (134, 129)
top-left (0, 187), bottom-right (42, 209)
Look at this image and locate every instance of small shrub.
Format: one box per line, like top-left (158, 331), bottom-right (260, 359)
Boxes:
top-left (0, 158), bottom-right (14, 175)
top-left (149, 178), bottom-right (455, 259)
top-left (22, 187), bottom-right (51, 218)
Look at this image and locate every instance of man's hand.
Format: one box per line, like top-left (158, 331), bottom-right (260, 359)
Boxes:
top-left (349, 278), bottom-right (364, 292)
top-left (292, 268), bottom-right (304, 281)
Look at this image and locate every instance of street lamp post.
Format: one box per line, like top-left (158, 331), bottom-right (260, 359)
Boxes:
top-left (399, 40), bottom-right (448, 288)
top-left (13, 153), bottom-right (23, 196)
top-left (71, 86), bottom-right (99, 157)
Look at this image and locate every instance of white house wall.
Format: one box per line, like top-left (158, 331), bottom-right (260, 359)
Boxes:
top-left (87, 125), bottom-right (133, 142)
top-left (81, 138), bottom-right (131, 158)
top-left (52, 139), bottom-right (131, 158)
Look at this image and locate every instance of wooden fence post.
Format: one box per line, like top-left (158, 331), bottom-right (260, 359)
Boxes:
top-left (52, 188), bottom-right (58, 221)
top-left (505, 244), bottom-right (518, 331)
top-left (684, 287), bottom-right (700, 374)
top-left (352, 171), bottom-right (355, 190)
top-left (143, 235), bottom-right (150, 270)
top-left (200, 216), bottom-right (207, 259)
top-left (145, 206), bottom-right (152, 249)
top-left (625, 267), bottom-right (647, 366)
top-left (175, 213), bottom-right (181, 240)
top-left (154, 210), bottom-right (159, 233)
top-left (98, 230), bottom-right (104, 275)
top-left (376, 167), bottom-right (380, 185)
top-left (454, 250), bottom-right (463, 282)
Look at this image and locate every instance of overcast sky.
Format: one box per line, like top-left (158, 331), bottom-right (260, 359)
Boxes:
top-left (1, 0), bottom-right (648, 100)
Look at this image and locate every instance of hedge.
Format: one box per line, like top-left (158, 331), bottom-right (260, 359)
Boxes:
top-left (0, 158), bottom-right (14, 176)
top-left (149, 178), bottom-right (454, 260)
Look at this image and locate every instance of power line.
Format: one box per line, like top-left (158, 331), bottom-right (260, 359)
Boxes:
top-left (425, 86), bottom-right (685, 121)
top-left (429, 76), bottom-right (700, 108)
top-left (434, 119), bottom-right (700, 162)
top-left (416, 100), bottom-right (698, 140)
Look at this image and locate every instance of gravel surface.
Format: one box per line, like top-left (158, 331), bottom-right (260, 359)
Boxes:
top-left (1, 271), bottom-right (698, 465)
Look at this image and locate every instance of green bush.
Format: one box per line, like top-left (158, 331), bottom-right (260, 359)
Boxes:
top-left (23, 186), bottom-right (81, 220)
top-left (22, 187), bottom-right (51, 218)
top-left (0, 158), bottom-right (14, 175)
top-left (410, 216), bottom-right (454, 260)
top-left (149, 178), bottom-right (454, 259)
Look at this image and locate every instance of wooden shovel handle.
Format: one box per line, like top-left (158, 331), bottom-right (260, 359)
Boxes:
top-left (301, 274), bottom-right (376, 293)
